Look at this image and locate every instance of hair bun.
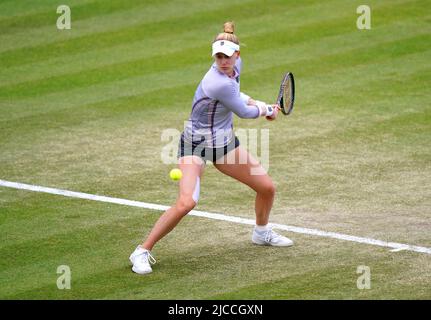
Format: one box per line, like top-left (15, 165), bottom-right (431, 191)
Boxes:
top-left (223, 21), bottom-right (235, 34)
top-left (214, 21), bottom-right (239, 44)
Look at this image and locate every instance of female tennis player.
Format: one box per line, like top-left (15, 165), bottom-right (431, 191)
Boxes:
top-left (130, 22), bottom-right (293, 274)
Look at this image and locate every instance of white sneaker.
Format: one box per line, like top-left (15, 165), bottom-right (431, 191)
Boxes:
top-left (252, 227), bottom-right (294, 247)
top-left (129, 246), bottom-right (156, 275)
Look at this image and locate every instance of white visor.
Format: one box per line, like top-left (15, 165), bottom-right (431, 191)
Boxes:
top-left (212, 40), bottom-right (240, 57)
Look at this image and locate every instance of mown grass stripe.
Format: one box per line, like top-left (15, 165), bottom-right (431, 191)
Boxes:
top-left (0, 0), bottom-right (419, 65)
top-left (277, 68), bottom-right (431, 143)
top-left (0, 0), bottom-right (265, 56)
top-left (0, 0), bottom-right (167, 34)
top-left (0, 10), bottom-right (429, 88)
top-left (1, 96), bottom-right (427, 201)
top-left (1, 43), bottom-right (429, 127)
top-left (0, 0), bottom-right (93, 19)
top-left (0, 0), bottom-right (345, 86)
top-left (1, 65), bottom-right (427, 143)
top-left (0, 57), bottom-right (428, 168)
top-left (1, 178), bottom-right (430, 256)
top-left (0, 0), bottom-right (334, 56)
top-left (1, 30), bottom-right (429, 100)
top-left (0, 11), bottom-right (400, 87)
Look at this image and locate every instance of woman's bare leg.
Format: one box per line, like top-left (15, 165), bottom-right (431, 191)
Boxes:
top-left (213, 146), bottom-right (275, 226)
top-left (141, 156), bottom-right (204, 250)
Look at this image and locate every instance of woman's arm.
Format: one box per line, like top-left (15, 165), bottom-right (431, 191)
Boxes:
top-left (240, 91), bottom-right (279, 120)
top-left (204, 77), bottom-right (277, 119)
top-left (214, 82), bottom-right (260, 118)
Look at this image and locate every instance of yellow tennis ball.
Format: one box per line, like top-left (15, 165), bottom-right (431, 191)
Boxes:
top-left (169, 168), bottom-right (182, 181)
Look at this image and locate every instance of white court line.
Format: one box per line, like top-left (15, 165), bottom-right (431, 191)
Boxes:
top-left (1, 179), bottom-right (430, 255)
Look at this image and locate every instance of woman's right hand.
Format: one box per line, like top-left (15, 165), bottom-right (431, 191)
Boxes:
top-left (266, 104), bottom-right (280, 121)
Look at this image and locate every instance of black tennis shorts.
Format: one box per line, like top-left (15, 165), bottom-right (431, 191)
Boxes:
top-left (177, 134), bottom-right (240, 163)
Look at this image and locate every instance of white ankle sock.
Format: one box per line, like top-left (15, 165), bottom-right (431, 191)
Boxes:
top-left (255, 224), bottom-right (269, 232)
top-left (136, 246), bottom-right (147, 253)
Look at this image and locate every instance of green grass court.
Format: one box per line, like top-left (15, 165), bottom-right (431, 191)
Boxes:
top-left (0, 0), bottom-right (430, 299)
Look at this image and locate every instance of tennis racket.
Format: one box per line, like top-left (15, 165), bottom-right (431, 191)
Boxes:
top-left (276, 72), bottom-right (295, 115)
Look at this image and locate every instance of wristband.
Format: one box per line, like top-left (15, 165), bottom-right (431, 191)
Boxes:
top-left (256, 100), bottom-right (274, 117)
top-left (264, 105), bottom-right (274, 117)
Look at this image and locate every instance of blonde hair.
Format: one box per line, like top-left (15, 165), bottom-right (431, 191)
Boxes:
top-left (214, 21), bottom-right (239, 44)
